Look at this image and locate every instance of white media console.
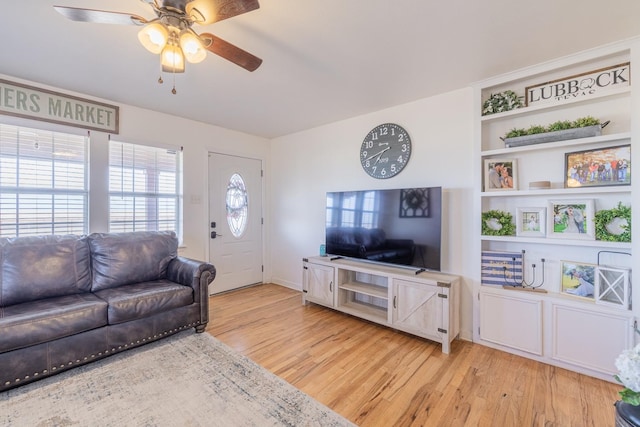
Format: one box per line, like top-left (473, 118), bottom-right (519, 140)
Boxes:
top-left (302, 256), bottom-right (461, 353)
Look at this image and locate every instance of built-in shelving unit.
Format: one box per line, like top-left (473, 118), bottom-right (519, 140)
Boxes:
top-left (473, 39), bottom-right (639, 382)
top-left (302, 256), bottom-right (460, 353)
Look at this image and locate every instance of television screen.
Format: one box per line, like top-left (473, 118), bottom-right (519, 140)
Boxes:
top-left (325, 187), bottom-right (442, 271)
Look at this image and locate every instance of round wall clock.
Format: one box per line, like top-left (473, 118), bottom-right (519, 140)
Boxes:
top-left (360, 123), bottom-right (412, 179)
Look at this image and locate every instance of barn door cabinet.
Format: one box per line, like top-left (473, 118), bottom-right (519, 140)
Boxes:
top-left (473, 38), bottom-right (638, 381)
top-left (302, 256), bottom-right (460, 353)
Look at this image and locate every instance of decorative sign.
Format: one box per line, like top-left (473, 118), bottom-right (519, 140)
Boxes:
top-left (481, 250), bottom-right (523, 286)
top-left (526, 62), bottom-right (630, 107)
top-left (0, 79), bottom-right (119, 133)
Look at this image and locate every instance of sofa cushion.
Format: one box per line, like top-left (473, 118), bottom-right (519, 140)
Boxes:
top-left (0, 293), bottom-right (108, 353)
top-left (89, 231), bottom-right (178, 291)
top-left (94, 280), bottom-right (194, 325)
top-left (0, 235), bottom-right (92, 307)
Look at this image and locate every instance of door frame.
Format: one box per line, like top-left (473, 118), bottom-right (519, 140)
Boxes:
top-left (205, 151), bottom-right (266, 288)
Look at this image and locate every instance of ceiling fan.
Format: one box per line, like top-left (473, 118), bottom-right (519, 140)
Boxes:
top-left (54, 0), bottom-right (262, 93)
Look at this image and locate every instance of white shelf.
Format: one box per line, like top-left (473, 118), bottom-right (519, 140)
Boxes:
top-left (339, 281), bottom-right (388, 299)
top-left (480, 185), bottom-right (630, 198)
top-left (481, 132), bottom-right (631, 157)
top-left (340, 301), bottom-right (388, 322)
top-left (480, 235), bottom-right (632, 249)
top-left (480, 86), bottom-right (631, 123)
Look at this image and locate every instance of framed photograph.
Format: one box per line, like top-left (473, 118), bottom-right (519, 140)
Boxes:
top-left (516, 207), bottom-right (546, 237)
top-left (564, 144), bottom-right (631, 188)
top-left (547, 200), bottom-right (595, 240)
top-left (484, 159), bottom-right (517, 192)
top-left (560, 261), bottom-right (596, 300)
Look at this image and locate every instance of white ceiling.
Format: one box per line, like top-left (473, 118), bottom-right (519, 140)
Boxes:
top-left (2, 1), bottom-right (640, 139)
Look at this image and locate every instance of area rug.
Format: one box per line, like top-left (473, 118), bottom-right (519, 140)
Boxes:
top-left (0, 331), bottom-right (356, 426)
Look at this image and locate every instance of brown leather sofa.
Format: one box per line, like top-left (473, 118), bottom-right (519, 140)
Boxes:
top-left (0, 231), bottom-right (215, 392)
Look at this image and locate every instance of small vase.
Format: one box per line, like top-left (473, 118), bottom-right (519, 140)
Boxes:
top-left (616, 401), bottom-right (640, 427)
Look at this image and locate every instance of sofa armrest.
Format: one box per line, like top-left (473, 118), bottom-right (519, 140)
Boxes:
top-left (166, 257), bottom-right (216, 326)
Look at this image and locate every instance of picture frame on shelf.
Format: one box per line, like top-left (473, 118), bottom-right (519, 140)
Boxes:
top-left (564, 144), bottom-right (631, 188)
top-left (516, 207), bottom-right (546, 237)
top-left (560, 261), bottom-right (597, 300)
top-left (484, 159), bottom-right (517, 192)
top-left (547, 200), bottom-right (595, 240)
top-left (595, 265), bottom-right (631, 309)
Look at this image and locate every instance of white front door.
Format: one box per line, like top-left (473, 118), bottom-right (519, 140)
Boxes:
top-left (208, 153), bottom-right (263, 294)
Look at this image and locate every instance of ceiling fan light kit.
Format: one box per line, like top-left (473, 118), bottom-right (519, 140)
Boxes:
top-left (54, 0), bottom-right (262, 94)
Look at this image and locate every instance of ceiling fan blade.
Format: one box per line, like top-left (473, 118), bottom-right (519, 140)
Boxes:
top-left (53, 6), bottom-right (148, 25)
top-left (200, 33), bottom-right (262, 71)
top-left (186, 0), bottom-right (259, 25)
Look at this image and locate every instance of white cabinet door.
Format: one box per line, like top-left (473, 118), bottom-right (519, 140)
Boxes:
top-left (303, 262), bottom-right (335, 307)
top-left (480, 291), bottom-right (543, 356)
top-left (552, 303), bottom-right (633, 375)
top-left (392, 279), bottom-right (441, 339)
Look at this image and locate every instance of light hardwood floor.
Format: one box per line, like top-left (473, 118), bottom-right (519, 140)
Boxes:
top-left (207, 283), bottom-right (620, 427)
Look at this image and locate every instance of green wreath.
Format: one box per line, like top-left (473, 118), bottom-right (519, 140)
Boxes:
top-left (595, 202), bottom-right (631, 242)
top-left (481, 210), bottom-right (515, 236)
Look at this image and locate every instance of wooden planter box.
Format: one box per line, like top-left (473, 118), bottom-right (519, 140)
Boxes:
top-left (502, 124), bottom-right (603, 148)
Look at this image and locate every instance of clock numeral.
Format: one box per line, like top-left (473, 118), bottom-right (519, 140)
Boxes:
top-left (380, 127), bottom-right (389, 136)
top-left (401, 143), bottom-right (408, 152)
top-left (380, 168), bottom-right (387, 176)
top-left (391, 164), bottom-right (397, 173)
top-left (398, 134), bottom-right (405, 142)
top-left (364, 141), bottom-right (373, 149)
top-left (365, 160), bottom-right (371, 168)
top-left (397, 155), bottom-right (404, 163)
top-left (361, 150), bottom-right (367, 158)
top-left (371, 132), bottom-right (379, 141)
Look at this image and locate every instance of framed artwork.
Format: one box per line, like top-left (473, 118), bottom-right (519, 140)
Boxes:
top-left (516, 207), bottom-right (546, 237)
top-left (595, 265), bottom-right (631, 309)
top-left (484, 159), bottom-right (517, 192)
top-left (560, 261), bottom-right (597, 300)
top-left (564, 144), bottom-right (631, 188)
top-left (547, 200), bottom-right (595, 240)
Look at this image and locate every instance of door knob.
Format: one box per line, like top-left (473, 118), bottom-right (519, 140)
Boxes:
top-left (211, 231), bottom-right (223, 239)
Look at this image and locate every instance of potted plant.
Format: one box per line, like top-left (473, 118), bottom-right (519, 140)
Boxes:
top-left (482, 91), bottom-right (524, 116)
top-left (501, 116), bottom-right (609, 148)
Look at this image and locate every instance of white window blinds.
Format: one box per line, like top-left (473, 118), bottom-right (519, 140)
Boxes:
top-left (109, 140), bottom-right (181, 235)
top-left (0, 124), bottom-right (88, 237)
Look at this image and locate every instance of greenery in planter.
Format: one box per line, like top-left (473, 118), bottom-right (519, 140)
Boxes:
top-left (481, 210), bottom-right (515, 236)
top-left (595, 202), bottom-right (631, 242)
top-left (504, 116), bottom-right (601, 139)
top-left (482, 91), bottom-right (524, 116)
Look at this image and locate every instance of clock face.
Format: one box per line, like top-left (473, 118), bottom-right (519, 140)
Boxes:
top-left (360, 123), bottom-right (412, 179)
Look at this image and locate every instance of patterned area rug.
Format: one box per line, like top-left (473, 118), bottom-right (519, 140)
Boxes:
top-left (0, 331), bottom-right (355, 426)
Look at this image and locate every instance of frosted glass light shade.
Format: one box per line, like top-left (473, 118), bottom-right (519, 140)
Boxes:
top-left (138, 22), bottom-right (169, 54)
top-left (161, 43), bottom-right (185, 73)
top-left (179, 30), bottom-right (207, 63)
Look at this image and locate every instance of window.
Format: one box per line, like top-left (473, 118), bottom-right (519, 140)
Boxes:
top-left (326, 191), bottom-right (379, 229)
top-left (109, 140), bottom-right (181, 236)
top-left (226, 173), bottom-right (248, 238)
top-left (0, 124), bottom-right (88, 237)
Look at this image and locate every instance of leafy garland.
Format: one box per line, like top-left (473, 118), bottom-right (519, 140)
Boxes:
top-left (595, 202), bottom-right (631, 242)
top-left (481, 210), bottom-right (515, 236)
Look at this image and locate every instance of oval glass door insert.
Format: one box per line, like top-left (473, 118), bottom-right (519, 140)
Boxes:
top-left (226, 173), bottom-right (248, 237)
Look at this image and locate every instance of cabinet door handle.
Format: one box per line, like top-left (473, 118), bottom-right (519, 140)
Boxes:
top-left (393, 295), bottom-right (397, 309)
top-left (329, 281), bottom-right (333, 292)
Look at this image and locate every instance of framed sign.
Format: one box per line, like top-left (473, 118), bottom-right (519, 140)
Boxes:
top-left (0, 78), bottom-right (119, 133)
top-left (526, 62), bottom-right (630, 107)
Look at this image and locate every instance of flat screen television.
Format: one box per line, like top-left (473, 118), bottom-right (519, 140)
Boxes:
top-left (325, 187), bottom-right (442, 271)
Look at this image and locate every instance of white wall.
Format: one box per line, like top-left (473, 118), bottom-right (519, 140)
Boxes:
top-left (0, 73), bottom-right (270, 266)
top-left (268, 87), bottom-right (477, 339)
